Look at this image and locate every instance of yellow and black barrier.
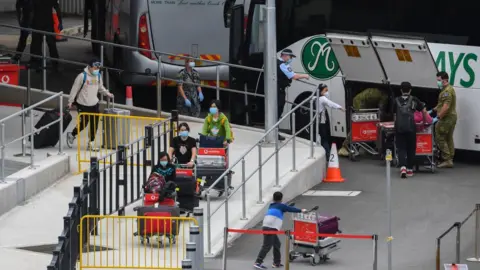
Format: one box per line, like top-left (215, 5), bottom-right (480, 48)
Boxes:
top-left (79, 215), bottom-right (198, 270)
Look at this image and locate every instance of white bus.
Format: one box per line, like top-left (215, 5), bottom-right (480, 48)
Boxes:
top-left (225, 0), bottom-right (480, 153)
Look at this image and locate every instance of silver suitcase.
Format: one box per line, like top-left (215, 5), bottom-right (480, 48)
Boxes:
top-left (197, 155), bottom-right (226, 168)
top-left (102, 106), bottom-right (131, 149)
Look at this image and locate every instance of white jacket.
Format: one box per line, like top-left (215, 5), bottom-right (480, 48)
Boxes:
top-left (317, 95), bottom-right (343, 123)
top-left (68, 67), bottom-right (110, 106)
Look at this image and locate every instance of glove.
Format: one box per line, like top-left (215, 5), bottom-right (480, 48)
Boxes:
top-left (301, 209), bottom-right (308, 213)
top-left (428, 110), bottom-right (433, 115)
top-left (432, 117), bottom-right (438, 124)
top-left (184, 98), bottom-right (192, 107)
top-left (198, 92), bottom-right (204, 102)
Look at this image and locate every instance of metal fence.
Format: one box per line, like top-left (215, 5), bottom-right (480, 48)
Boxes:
top-left (60, 0), bottom-right (84, 15)
top-left (79, 215), bottom-right (198, 270)
top-left (0, 92), bottom-right (64, 181)
top-left (435, 204), bottom-right (480, 270)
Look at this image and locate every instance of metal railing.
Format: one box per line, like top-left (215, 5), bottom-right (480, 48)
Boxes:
top-left (203, 80), bottom-right (320, 255)
top-left (435, 204), bottom-right (480, 270)
top-left (0, 92), bottom-right (64, 181)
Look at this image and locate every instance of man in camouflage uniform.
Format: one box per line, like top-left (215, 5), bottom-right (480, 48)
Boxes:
top-left (177, 58), bottom-right (204, 117)
top-left (338, 88), bottom-right (389, 157)
top-left (431, 71), bottom-right (457, 168)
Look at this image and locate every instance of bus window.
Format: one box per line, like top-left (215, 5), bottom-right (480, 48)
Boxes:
top-left (249, 4), bottom-right (266, 54)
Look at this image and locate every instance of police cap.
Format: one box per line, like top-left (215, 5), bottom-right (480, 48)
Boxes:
top-left (281, 49), bottom-right (296, 58)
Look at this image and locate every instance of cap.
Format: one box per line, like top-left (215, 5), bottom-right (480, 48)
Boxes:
top-left (88, 59), bottom-right (102, 68)
top-left (281, 49), bottom-right (296, 58)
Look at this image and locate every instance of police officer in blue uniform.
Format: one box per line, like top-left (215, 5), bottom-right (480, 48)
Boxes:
top-left (277, 49), bottom-right (309, 140)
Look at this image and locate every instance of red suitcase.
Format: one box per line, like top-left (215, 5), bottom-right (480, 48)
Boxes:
top-left (143, 193), bottom-right (176, 207)
top-left (134, 206), bottom-right (180, 244)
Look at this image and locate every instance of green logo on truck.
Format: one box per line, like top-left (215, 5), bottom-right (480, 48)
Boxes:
top-left (301, 36), bottom-right (340, 80)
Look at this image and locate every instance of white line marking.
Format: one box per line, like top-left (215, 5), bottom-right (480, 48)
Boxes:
top-left (302, 190), bottom-right (362, 197)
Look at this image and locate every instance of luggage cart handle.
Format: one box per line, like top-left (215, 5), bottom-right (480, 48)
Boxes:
top-left (106, 95), bottom-right (115, 109)
top-left (350, 107), bottom-right (380, 113)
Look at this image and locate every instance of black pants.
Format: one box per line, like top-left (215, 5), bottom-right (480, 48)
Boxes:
top-left (277, 90), bottom-right (286, 121)
top-left (72, 104), bottom-right (100, 142)
top-left (30, 31), bottom-right (59, 66)
top-left (255, 227), bottom-right (281, 265)
top-left (319, 123), bottom-right (331, 157)
top-left (15, 22), bottom-right (31, 57)
top-left (396, 131), bottom-right (416, 169)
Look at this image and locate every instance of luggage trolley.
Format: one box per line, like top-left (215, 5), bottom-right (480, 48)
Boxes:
top-left (413, 125), bottom-right (436, 173)
top-left (289, 209), bottom-right (341, 266)
top-left (348, 108), bottom-right (381, 161)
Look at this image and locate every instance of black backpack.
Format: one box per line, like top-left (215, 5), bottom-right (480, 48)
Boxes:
top-left (395, 96), bottom-right (415, 133)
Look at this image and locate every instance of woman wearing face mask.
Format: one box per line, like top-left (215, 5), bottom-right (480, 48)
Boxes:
top-left (169, 122), bottom-right (197, 167)
top-left (151, 152), bottom-right (176, 183)
top-left (201, 100), bottom-right (233, 146)
top-left (317, 84), bottom-right (345, 157)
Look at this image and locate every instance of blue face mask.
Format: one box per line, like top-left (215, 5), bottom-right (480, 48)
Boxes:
top-left (437, 81), bottom-right (443, 89)
top-left (179, 131), bottom-right (189, 137)
top-left (189, 62), bottom-right (195, 68)
top-left (286, 58), bottom-right (293, 64)
top-left (160, 161), bottom-right (168, 167)
top-left (92, 70), bottom-right (100, 76)
top-left (209, 107), bottom-right (218, 115)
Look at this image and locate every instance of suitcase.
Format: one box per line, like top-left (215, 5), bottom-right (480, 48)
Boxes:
top-left (177, 195), bottom-right (199, 212)
top-left (30, 108), bottom-right (72, 149)
top-left (102, 107), bottom-right (130, 149)
top-left (197, 155), bottom-right (227, 168)
top-left (135, 206), bottom-right (180, 238)
top-left (196, 167), bottom-right (231, 191)
top-left (317, 215), bottom-right (340, 235)
top-left (143, 193), bottom-right (176, 207)
top-left (175, 175), bottom-right (197, 196)
top-left (198, 135), bottom-right (224, 148)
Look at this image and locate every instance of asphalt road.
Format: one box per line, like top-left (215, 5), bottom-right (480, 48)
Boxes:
top-left (205, 158), bottom-right (480, 270)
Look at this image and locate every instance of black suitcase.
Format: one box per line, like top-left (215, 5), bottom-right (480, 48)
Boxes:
top-left (134, 205), bottom-right (181, 244)
top-left (177, 195), bottom-right (199, 212)
top-left (174, 175), bottom-right (196, 196)
top-left (30, 108), bottom-right (72, 149)
top-left (197, 167), bottom-right (231, 191)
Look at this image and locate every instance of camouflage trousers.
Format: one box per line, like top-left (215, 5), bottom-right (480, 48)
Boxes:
top-left (435, 115), bottom-right (457, 161)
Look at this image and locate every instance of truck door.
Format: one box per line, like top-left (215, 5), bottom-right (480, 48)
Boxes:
top-left (370, 34), bottom-right (438, 88)
top-left (326, 32), bottom-right (387, 84)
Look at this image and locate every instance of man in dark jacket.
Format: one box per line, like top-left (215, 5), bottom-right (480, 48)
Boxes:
top-left (394, 82), bottom-right (427, 178)
top-left (13, 0), bottom-right (33, 61)
top-left (29, 0), bottom-right (62, 69)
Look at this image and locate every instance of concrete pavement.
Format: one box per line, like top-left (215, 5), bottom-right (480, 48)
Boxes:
top-left (206, 158), bottom-right (480, 270)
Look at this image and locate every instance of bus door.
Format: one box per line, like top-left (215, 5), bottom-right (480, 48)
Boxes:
top-left (370, 34), bottom-right (438, 89)
top-left (326, 32), bottom-right (388, 136)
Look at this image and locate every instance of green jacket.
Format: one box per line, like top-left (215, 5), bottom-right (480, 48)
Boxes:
top-left (201, 113), bottom-right (232, 141)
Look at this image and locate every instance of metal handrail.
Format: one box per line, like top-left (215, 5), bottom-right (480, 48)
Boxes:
top-left (0, 23), bottom-right (264, 72)
top-left (0, 92), bottom-right (64, 181)
top-left (205, 82), bottom-right (317, 193)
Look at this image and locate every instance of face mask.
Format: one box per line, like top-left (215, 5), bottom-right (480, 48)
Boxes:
top-left (323, 92), bottom-right (330, 98)
top-left (437, 81), bottom-right (443, 89)
top-left (92, 70), bottom-right (100, 76)
top-left (160, 161), bottom-right (168, 167)
top-left (286, 58), bottom-right (293, 64)
top-left (188, 62), bottom-right (195, 68)
top-left (209, 107), bottom-right (218, 115)
top-left (179, 131), bottom-right (189, 138)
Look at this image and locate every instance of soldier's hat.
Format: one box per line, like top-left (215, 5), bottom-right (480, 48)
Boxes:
top-left (281, 49), bottom-right (296, 58)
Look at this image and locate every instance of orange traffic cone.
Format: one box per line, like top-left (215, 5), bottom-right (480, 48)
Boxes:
top-left (323, 143), bottom-right (345, 183)
top-left (125, 86), bottom-right (133, 106)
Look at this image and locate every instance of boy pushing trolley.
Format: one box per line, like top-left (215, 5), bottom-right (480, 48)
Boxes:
top-left (253, 192), bottom-right (307, 269)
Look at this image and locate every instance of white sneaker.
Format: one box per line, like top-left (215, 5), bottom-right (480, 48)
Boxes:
top-left (87, 142), bottom-right (99, 152)
top-left (400, 166), bottom-right (407, 178)
top-left (66, 132), bottom-right (75, 148)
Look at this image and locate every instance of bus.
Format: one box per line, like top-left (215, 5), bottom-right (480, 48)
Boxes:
top-left (225, 0), bottom-right (480, 153)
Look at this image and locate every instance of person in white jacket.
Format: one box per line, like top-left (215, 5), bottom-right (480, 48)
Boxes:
top-left (317, 84), bottom-right (345, 157)
top-left (66, 59), bottom-right (113, 150)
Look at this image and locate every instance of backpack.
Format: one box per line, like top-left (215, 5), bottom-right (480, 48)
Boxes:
top-left (207, 114), bottom-right (234, 142)
top-left (395, 96), bottom-right (415, 133)
top-left (74, 71), bottom-right (101, 104)
top-left (144, 172), bottom-right (166, 194)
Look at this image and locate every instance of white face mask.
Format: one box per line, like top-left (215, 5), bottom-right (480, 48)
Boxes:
top-left (324, 92), bottom-right (330, 98)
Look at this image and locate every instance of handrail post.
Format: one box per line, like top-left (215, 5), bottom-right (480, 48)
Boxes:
top-left (274, 127), bottom-right (280, 187)
top-left (241, 159), bottom-right (247, 220)
top-left (42, 34), bottom-right (47, 91)
top-left (291, 112), bottom-right (297, 172)
top-left (372, 234), bottom-right (378, 270)
top-left (216, 66), bottom-right (220, 100)
top-left (1, 123), bottom-right (5, 182)
top-left (58, 94), bottom-right (63, 155)
top-left (224, 175), bottom-right (229, 228)
top-left (309, 98), bottom-right (314, 159)
top-left (386, 149), bottom-right (392, 270)
top-left (29, 110), bottom-right (35, 168)
top-left (244, 84), bottom-right (250, 125)
top-left (206, 191), bottom-right (212, 255)
top-left (156, 56), bottom-right (163, 118)
top-left (315, 89), bottom-right (320, 145)
top-left (257, 144), bottom-right (263, 204)
top-left (222, 227), bottom-right (228, 270)
top-left (436, 238), bottom-right (441, 270)
top-left (455, 222), bottom-right (461, 263)
top-left (467, 204), bottom-right (480, 262)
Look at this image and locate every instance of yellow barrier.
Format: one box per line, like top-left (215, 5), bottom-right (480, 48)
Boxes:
top-left (79, 215), bottom-right (198, 270)
top-left (76, 113), bottom-right (174, 173)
